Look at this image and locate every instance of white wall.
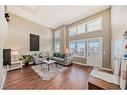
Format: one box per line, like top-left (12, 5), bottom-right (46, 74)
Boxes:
top-left (111, 6), bottom-right (127, 68)
top-left (0, 6), bottom-right (8, 87)
top-left (6, 13), bottom-right (53, 56)
top-left (0, 6), bottom-right (4, 79)
top-left (0, 6), bottom-right (6, 75)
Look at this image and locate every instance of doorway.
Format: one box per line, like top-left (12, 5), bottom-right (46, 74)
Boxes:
top-left (86, 37), bottom-right (102, 68)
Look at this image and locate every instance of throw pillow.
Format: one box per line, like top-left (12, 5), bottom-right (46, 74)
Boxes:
top-left (56, 53), bottom-right (60, 57)
top-left (60, 54), bottom-right (65, 58)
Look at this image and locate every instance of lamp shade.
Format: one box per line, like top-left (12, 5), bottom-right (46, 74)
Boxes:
top-left (64, 47), bottom-right (69, 53)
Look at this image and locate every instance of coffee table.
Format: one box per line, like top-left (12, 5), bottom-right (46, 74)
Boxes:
top-left (41, 59), bottom-right (57, 71)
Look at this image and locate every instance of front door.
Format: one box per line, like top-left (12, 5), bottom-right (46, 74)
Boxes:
top-left (86, 37), bottom-right (102, 68)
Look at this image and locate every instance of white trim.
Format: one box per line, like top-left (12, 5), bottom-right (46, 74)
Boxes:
top-left (86, 16), bottom-right (103, 33)
top-left (0, 67), bottom-right (7, 90)
top-left (69, 39), bottom-right (86, 58)
top-left (73, 61), bottom-right (88, 66)
top-left (86, 37), bottom-right (102, 68)
top-left (74, 55), bottom-right (85, 58)
top-left (101, 67), bottom-right (112, 72)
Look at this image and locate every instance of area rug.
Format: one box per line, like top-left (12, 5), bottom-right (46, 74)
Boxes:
top-left (31, 64), bottom-right (68, 80)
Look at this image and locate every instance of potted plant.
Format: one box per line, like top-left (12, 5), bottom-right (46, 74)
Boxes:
top-left (19, 55), bottom-right (32, 66)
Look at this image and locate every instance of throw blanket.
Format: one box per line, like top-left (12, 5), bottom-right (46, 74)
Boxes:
top-left (90, 69), bottom-right (119, 85)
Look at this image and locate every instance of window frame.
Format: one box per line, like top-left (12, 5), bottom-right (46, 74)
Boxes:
top-left (54, 30), bottom-right (61, 39)
top-left (69, 39), bottom-right (86, 58)
top-left (77, 23), bottom-right (86, 34)
top-left (86, 17), bottom-right (103, 33)
top-left (68, 22), bottom-right (86, 36)
top-left (68, 26), bottom-right (77, 36)
top-left (54, 41), bottom-right (60, 52)
top-left (54, 30), bottom-right (61, 52)
top-left (68, 17), bottom-right (103, 37)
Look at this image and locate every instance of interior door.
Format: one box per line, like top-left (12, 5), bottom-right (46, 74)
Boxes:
top-left (86, 37), bottom-right (102, 68)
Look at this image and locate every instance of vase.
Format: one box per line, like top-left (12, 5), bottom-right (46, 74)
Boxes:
top-left (25, 62), bottom-right (29, 66)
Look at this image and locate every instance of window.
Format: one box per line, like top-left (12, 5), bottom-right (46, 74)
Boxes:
top-left (69, 23), bottom-right (85, 36)
top-left (69, 27), bottom-right (76, 36)
top-left (87, 17), bottom-right (102, 32)
top-left (55, 42), bottom-right (60, 52)
top-left (55, 30), bottom-right (60, 38)
top-left (54, 30), bottom-right (61, 52)
top-left (88, 40), bottom-right (100, 55)
top-left (69, 40), bottom-right (86, 58)
top-left (68, 17), bottom-right (103, 36)
top-left (77, 23), bottom-right (86, 34)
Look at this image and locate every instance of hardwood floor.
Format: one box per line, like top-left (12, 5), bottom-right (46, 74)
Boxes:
top-left (3, 64), bottom-right (93, 90)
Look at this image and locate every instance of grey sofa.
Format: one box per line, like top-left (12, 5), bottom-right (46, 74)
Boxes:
top-left (50, 53), bottom-right (73, 66)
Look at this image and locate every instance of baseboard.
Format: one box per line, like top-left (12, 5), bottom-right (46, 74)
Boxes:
top-left (73, 62), bottom-right (88, 66)
top-left (101, 67), bottom-right (112, 72)
top-left (0, 67), bottom-right (7, 90)
top-left (73, 62), bottom-right (112, 72)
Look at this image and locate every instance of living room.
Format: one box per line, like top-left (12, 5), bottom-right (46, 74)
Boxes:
top-left (0, 5), bottom-right (127, 90)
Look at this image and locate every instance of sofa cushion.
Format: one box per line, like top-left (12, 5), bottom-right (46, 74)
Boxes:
top-left (56, 53), bottom-right (60, 57)
top-left (60, 53), bottom-right (65, 58)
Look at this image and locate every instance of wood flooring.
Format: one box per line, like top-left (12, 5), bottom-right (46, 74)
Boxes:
top-left (3, 64), bottom-right (93, 90)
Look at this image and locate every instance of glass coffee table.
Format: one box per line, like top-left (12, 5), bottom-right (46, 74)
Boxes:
top-left (41, 59), bottom-right (57, 71)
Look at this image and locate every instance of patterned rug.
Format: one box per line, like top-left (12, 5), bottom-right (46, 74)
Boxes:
top-left (31, 63), bottom-right (68, 80)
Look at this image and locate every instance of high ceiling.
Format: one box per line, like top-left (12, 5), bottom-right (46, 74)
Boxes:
top-left (7, 6), bottom-right (110, 29)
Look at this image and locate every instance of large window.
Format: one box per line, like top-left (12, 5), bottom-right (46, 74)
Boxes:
top-left (77, 23), bottom-right (86, 34)
top-left (68, 17), bottom-right (103, 36)
top-left (55, 30), bottom-right (60, 38)
top-left (69, 23), bottom-right (85, 36)
top-left (55, 42), bottom-right (60, 52)
top-left (54, 30), bottom-right (61, 52)
top-left (69, 26), bottom-right (77, 36)
top-left (87, 17), bottom-right (103, 32)
top-left (69, 40), bottom-right (86, 58)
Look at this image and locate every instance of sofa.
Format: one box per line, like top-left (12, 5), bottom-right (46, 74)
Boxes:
top-left (50, 52), bottom-right (73, 66)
